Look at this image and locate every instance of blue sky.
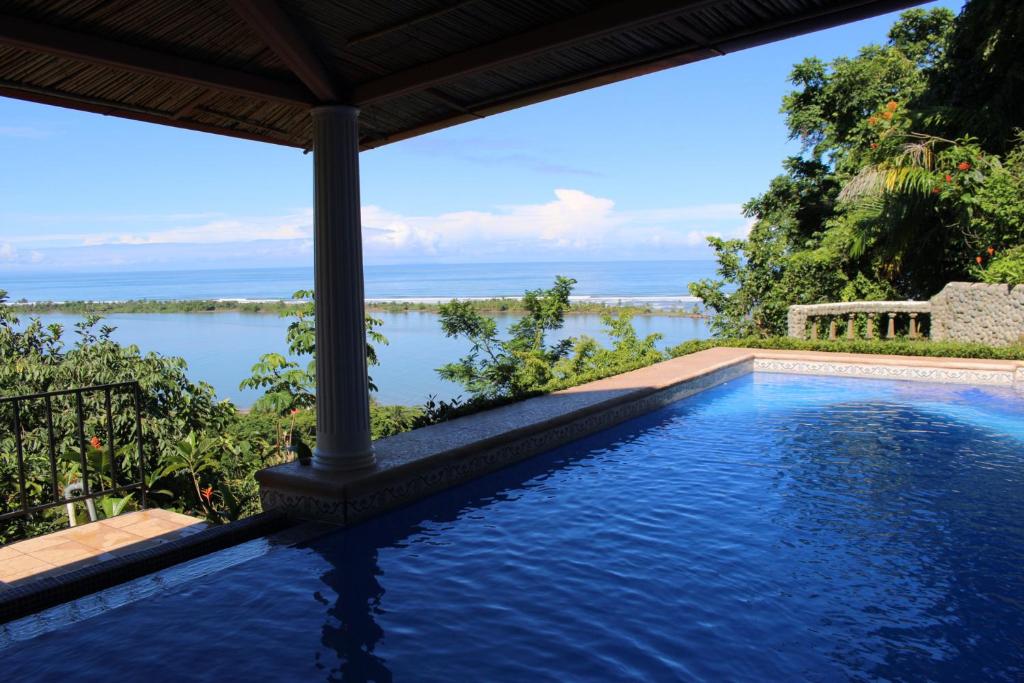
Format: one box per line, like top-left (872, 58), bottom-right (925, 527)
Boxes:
top-left (0, 1), bottom-right (961, 272)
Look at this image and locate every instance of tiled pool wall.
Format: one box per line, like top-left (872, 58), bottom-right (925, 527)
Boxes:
top-left (260, 358), bottom-right (755, 525)
top-left (259, 349), bottom-right (1024, 526)
top-left (754, 356), bottom-right (1024, 387)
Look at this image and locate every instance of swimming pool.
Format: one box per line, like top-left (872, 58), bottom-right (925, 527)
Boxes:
top-left (4, 372), bottom-right (1023, 681)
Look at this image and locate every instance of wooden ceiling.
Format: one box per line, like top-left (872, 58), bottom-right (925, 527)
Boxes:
top-left (0, 0), bottom-right (923, 151)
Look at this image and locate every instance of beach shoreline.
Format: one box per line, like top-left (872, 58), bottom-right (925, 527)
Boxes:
top-left (10, 297), bottom-right (707, 318)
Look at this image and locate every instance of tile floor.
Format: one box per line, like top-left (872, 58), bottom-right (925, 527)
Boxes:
top-left (0, 508), bottom-right (206, 592)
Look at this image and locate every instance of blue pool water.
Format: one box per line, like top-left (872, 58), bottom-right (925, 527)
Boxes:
top-left (4, 373), bottom-right (1024, 681)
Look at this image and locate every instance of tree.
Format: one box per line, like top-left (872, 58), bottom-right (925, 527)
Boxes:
top-left (692, 5), bottom-right (1024, 337)
top-left (437, 276), bottom-right (577, 399)
top-left (0, 292), bottom-right (236, 542)
top-left (241, 289), bottom-right (387, 415)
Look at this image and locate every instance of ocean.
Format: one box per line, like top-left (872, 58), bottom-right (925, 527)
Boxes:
top-left (1, 261), bottom-right (716, 303)
top-left (2, 262), bottom-right (716, 406)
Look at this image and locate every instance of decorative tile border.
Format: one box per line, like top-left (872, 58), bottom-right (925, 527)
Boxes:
top-left (753, 358), bottom-right (1018, 386)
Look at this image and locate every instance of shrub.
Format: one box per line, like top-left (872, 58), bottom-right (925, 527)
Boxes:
top-left (976, 244), bottom-right (1024, 285)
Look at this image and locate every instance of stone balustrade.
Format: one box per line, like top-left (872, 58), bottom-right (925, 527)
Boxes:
top-left (788, 283), bottom-right (1024, 346)
top-left (787, 301), bottom-right (931, 341)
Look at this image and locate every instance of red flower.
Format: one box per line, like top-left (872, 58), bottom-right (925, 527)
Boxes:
top-left (870, 143), bottom-right (878, 149)
top-left (945, 174), bottom-right (953, 183)
top-left (200, 485), bottom-right (214, 504)
top-left (931, 187), bottom-right (941, 194)
top-left (290, 408), bottom-right (300, 415)
top-left (976, 256), bottom-right (984, 265)
top-left (958, 161), bottom-right (971, 171)
top-left (89, 436), bottom-right (101, 449)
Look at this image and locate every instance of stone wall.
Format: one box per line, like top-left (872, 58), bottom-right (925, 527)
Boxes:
top-left (930, 282), bottom-right (1024, 346)
top-left (787, 283), bottom-right (1024, 346)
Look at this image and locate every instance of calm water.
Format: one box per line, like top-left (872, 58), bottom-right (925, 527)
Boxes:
top-left (1, 261), bottom-right (716, 302)
top-left (26, 311), bottom-right (710, 406)
top-left (5, 374), bottom-right (1023, 681)
top-left (4, 261), bottom-right (714, 406)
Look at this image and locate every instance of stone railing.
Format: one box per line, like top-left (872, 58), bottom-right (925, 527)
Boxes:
top-left (788, 283), bottom-right (1024, 346)
top-left (788, 301), bottom-right (931, 341)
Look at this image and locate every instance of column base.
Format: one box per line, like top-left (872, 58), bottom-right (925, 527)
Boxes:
top-left (312, 447), bottom-right (376, 473)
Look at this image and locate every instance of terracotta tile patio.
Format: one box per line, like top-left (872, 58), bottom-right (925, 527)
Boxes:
top-left (0, 509), bottom-right (206, 592)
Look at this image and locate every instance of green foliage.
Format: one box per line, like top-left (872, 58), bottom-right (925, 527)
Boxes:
top-left (240, 289), bottom-right (386, 414)
top-left (696, 4), bottom-right (1024, 337)
top-left (976, 244), bottom-right (1024, 285)
top-left (15, 297), bottom-right (704, 319)
top-left (436, 278), bottom-right (669, 406)
top-left (0, 291), bottom-right (237, 542)
top-left (553, 313), bottom-right (664, 383)
top-left (668, 336), bottom-right (1024, 361)
top-left (437, 276), bottom-right (577, 399)
top-left (922, 0), bottom-right (1024, 154)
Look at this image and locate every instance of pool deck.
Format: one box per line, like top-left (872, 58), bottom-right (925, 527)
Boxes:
top-left (0, 509), bottom-right (206, 593)
top-left (258, 347), bottom-right (1024, 525)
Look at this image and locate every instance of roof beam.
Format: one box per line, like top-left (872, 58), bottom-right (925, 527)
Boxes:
top-left (0, 13), bottom-right (314, 106)
top-left (228, 0), bottom-right (344, 103)
top-left (346, 0), bottom-right (482, 46)
top-left (352, 0), bottom-right (726, 105)
top-left (0, 80), bottom-right (300, 147)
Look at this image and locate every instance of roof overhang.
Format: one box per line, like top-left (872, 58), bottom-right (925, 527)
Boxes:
top-left (0, 0), bottom-right (924, 151)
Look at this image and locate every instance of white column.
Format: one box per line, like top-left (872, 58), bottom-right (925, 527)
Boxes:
top-left (311, 105), bottom-right (375, 472)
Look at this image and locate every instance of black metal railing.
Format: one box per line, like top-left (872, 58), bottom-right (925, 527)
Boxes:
top-left (1, 381), bottom-right (146, 523)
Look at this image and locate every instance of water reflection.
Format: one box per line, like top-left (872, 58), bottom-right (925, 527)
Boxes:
top-left (316, 531), bottom-right (390, 682)
top-left (299, 383), bottom-right (1024, 681)
top-left (767, 401), bottom-right (1024, 680)
top-left (305, 418), bottom-right (656, 682)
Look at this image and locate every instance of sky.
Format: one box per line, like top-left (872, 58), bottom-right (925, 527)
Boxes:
top-left (0, 1), bottom-right (961, 273)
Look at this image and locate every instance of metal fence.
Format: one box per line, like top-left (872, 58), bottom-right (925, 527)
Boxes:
top-left (0, 381), bottom-right (146, 523)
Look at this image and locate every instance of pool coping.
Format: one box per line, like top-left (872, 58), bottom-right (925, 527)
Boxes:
top-left (0, 511), bottom-right (292, 624)
top-left (257, 348), bottom-right (1024, 525)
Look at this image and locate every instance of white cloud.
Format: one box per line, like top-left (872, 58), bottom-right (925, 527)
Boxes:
top-left (79, 210), bottom-right (313, 246)
top-left (3, 190), bottom-right (749, 269)
top-left (360, 189), bottom-right (747, 260)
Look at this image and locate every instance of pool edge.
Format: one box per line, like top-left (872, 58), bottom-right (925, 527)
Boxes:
top-left (258, 348), bottom-right (1024, 527)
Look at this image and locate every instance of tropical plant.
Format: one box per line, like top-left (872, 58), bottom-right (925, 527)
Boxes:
top-left (437, 276), bottom-right (577, 399)
top-left (693, 4), bottom-right (1024, 337)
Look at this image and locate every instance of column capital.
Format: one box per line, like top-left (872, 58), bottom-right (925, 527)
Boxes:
top-left (311, 104), bottom-right (360, 119)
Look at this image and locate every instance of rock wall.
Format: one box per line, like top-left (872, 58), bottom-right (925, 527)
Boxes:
top-left (929, 282), bottom-right (1024, 346)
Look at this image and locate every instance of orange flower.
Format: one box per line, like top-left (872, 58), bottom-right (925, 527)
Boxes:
top-left (90, 436), bottom-right (101, 449)
top-left (881, 111), bottom-right (893, 120)
top-left (945, 174), bottom-right (953, 183)
top-left (200, 485), bottom-right (214, 504)
top-left (987, 246), bottom-right (995, 256)
top-left (976, 256), bottom-right (984, 265)
top-left (868, 116), bottom-right (878, 126)
top-left (958, 161), bottom-right (971, 171)
top-left (870, 143), bottom-right (878, 149)
top-left (886, 100), bottom-right (898, 112)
